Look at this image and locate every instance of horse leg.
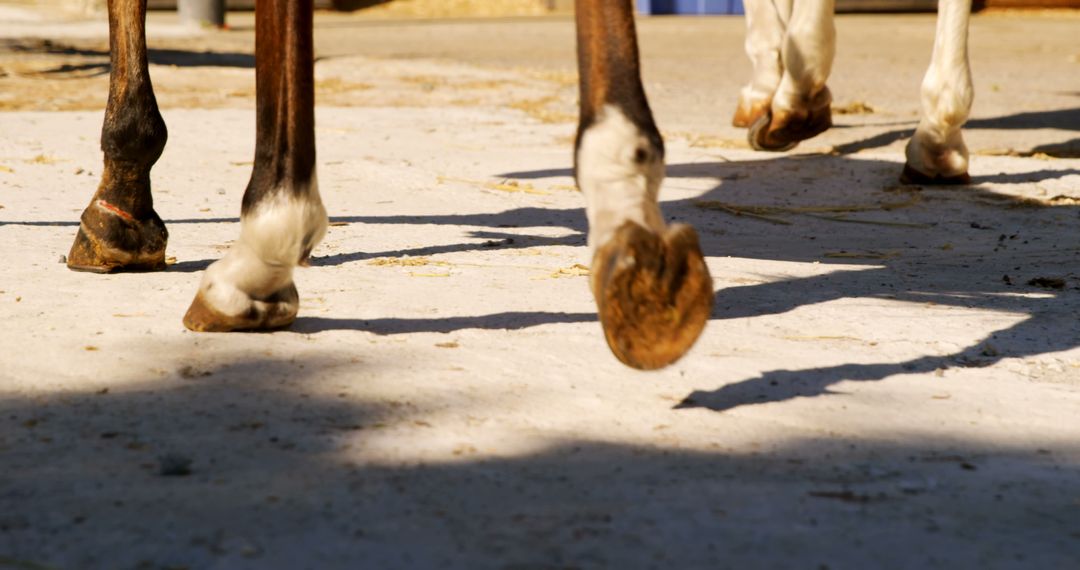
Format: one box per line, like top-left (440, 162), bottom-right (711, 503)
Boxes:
top-left (748, 0), bottom-right (835, 151)
top-left (183, 0), bottom-right (327, 332)
top-left (574, 0), bottom-right (714, 370)
top-left (733, 0), bottom-right (792, 128)
top-left (68, 0), bottom-right (168, 273)
top-left (901, 0), bottom-right (973, 184)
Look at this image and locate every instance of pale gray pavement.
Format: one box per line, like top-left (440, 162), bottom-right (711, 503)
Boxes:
top-left (1, 6), bottom-right (1079, 570)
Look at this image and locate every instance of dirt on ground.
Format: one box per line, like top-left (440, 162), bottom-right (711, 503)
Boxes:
top-left (1, 4), bottom-right (1079, 570)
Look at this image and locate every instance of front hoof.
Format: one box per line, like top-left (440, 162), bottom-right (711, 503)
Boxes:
top-left (748, 105), bottom-right (832, 152)
top-left (183, 283), bottom-right (299, 332)
top-left (732, 98), bottom-right (770, 129)
top-left (592, 223), bottom-right (713, 370)
top-left (899, 163), bottom-right (971, 186)
top-left (67, 200), bottom-right (168, 273)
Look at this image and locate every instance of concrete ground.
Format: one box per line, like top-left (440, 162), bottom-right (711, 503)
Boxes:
top-left (1, 5), bottom-right (1079, 569)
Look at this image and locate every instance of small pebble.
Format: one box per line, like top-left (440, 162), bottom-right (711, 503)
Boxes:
top-left (158, 453), bottom-right (193, 477)
top-left (58, 255), bottom-right (67, 264)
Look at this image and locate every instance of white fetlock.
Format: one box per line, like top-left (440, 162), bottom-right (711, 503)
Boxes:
top-left (576, 104), bottom-right (665, 252)
top-left (905, 122), bottom-right (970, 180)
top-left (184, 187), bottom-right (327, 331)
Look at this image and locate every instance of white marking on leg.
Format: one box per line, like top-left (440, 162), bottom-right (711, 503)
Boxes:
top-left (738, 0), bottom-right (791, 112)
top-left (772, 0), bottom-right (835, 115)
top-left (196, 177), bottom-right (328, 317)
top-left (906, 0), bottom-right (973, 178)
top-left (576, 105), bottom-right (665, 251)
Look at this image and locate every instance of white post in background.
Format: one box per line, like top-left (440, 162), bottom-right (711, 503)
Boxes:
top-left (179, 0), bottom-right (225, 28)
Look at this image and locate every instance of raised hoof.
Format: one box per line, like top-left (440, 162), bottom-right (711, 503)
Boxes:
top-left (732, 99), bottom-right (770, 129)
top-left (899, 163), bottom-right (971, 186)
top-left (592, 222), bottom-right (714, 370)
top-left (67, 200), bottom-right (168, 273)
top-left (748, 105), bottom-right (832, 152)
top-left (183, 283), bottom-right (299, 332)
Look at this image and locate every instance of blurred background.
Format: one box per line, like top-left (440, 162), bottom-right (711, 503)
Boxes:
top-left (22, 0), bottom-right (1080, 21)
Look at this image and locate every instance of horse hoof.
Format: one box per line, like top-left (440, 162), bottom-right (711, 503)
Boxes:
top-left (67, 201), bottom-right (168, 273)
top-left (732, 99), bottom-right (770, 129)
top-left (592, 222), bottom-right (713, 370)
top-left (748, 105), bottom-right (832, 152)
top-left (183, 283), bottom-right (299, 332)
top-left (899, 163), bottom-right (971, 186)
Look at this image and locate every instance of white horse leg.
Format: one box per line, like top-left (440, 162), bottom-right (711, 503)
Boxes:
top-left (183, 0), bottom-right (327, 332)
top-left (903, 0), bottom-right (973, 184)
top-left (573, 0), bottom-right (713, 370)
top-left (733, 0), bottom-right (792, 128)
top-left (749, 0), bottom-right (836, 151)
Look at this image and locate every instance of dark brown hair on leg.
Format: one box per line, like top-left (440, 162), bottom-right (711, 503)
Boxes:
top-left (68, 0), bottom-right (168, 273)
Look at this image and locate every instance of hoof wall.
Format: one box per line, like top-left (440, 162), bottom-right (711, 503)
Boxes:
top-left (66, 203), bottom-right (168, 273)
top-left (899, 164), bottom-right (971, 186)
top-left (748, 106), bottom-right (832, 152)
top-left (732, 100), bottom-right (769, 129)
top-left (67, 225), bottom-right (167, 273)
top-left (183, 284), bottom-right (299, 333)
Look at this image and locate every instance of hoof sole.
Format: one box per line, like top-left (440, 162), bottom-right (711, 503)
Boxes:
top-left (592, 223), bottom-right (713, 370)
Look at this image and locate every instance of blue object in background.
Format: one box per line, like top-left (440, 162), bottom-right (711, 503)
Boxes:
top-left (637, 0), bottom-right (745, 15)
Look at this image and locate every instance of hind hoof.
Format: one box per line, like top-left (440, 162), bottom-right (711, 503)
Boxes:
top-left (67, 200), bottom-right (168, 273)
top-left (592, 222), bottom-right (713, 370)
top-left (899, 163), bottom-right (971, 186)
top-left (748, 105), bottom-right (832, 152)
top-left (183, 283), bottom-right (299, 332)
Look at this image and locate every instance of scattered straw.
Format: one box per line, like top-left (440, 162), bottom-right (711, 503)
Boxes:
top-left (983, 193), bottom-right (1080, 209)
top-left (696, 194), bottom-right (926, 227)
top-left (834, 101), bottom-right (875, 115)
top-left (368, 256), bottom-right (450, 267)
top-left (696, 202), bottom-right (792, 225)
top-left (549, 264), bottom-right (590, 278)
top-left (681, 133), bottom-right (751, 150)
top-left (803, 214), bottom-right (932, 229)
top-left (520, 69), bottom-right (579, 87)
top-left (783, 335), bottom-right (865, 342)
top-left (1046, 195), bottom-right (1080, 206)
top-left (438, 175), bottom-right (550, 195)
top-left (507, 96), bottom-right (576, 124)
top-left (974, 147), bottom-right (1079, 159)
top-left (316, 77), bottom-right (374, 94)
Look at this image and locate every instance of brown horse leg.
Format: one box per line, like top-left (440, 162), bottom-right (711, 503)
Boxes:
top-left (68, 0), bottom-right (168, 273)
top-left (183, 0), bottom-right (326, 332)
top-left (574, 0), bottom-right (713, 370)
